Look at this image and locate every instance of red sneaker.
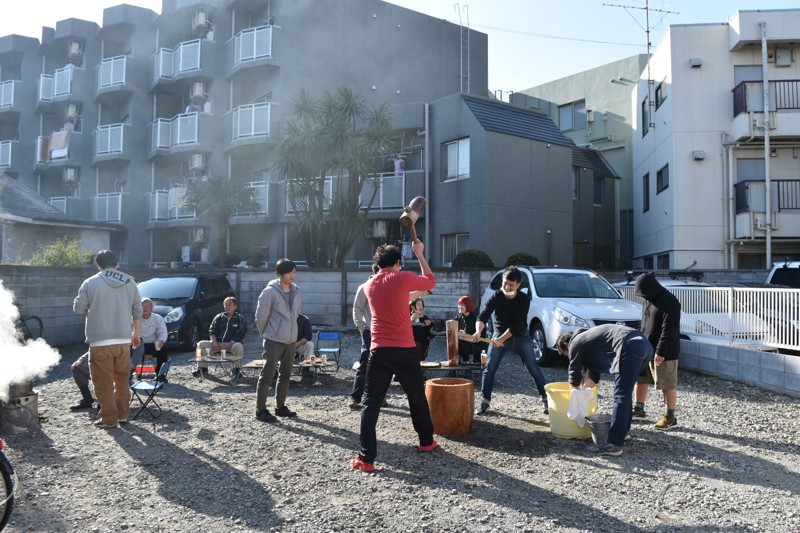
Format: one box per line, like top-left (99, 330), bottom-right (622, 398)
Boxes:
top-left (350, 456), bottom-right (375, 472)
top-left (417, 440), bottom-right (438, 453)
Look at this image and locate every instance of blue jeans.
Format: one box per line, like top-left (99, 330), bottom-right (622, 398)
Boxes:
top-left (480, 331), bottom-right (548, 403)
top-left (608, 334), bottom-right (654, 446)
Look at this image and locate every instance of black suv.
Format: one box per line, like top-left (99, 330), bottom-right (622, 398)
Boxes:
top-left (137, 273), bottom-right (235, 350)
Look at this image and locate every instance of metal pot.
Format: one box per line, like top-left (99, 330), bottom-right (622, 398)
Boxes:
top-left (9, 381), bottom-right (33, 395)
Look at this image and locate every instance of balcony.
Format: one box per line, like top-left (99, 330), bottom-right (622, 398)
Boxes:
top-left (228, 102), bottom-right (271, 152)
top-left (149, 112), bottom-right (211, 158)
top-left (92, 192), bottom-right (122, 222)
top-left (0, 80), bottom-right (20, 116)
top-left (93, 123), bottom-right (131, 167)
top-left (95, 56), bottom-right (132, 104)
top-left (731, 80), bottom-right (800, 141)
top-left (48, 196), bottom-right (81, 215)
top-left (361, 172), bottom-right (406, 210)
top-left (147, 187), bottom-right (196, 222)
top-left (231, 181), bottom-right (268, 223)
top-left (152, 39), bottom-right (214, 90)
top-left (0, 140), bottom-right (18, 170)
top-left (38, 65), bottom-right (76, 108)
top-left (734, 179), bottom-right (800, 239)
top-left (36, 134), bottom-right (70, 167)
top-left (227, 25), bottom-right (276, 79)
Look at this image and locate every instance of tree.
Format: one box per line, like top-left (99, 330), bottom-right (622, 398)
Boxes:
top-left (271, 87), bottom-right (398, 268)
top-left (184, 175), bottom-right (260, 266)
top-left (24, 238), bottom-right (93, 267)
top-left (452, 249), bottom-right (494, 268)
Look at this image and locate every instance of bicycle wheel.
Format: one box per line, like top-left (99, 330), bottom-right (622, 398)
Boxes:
top-left (0, 449), bottom-right (15, 531)
top-left (21, 316), bottom-right (43, 341)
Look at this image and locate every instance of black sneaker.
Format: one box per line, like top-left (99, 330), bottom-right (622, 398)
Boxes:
top-left (542, 398), bottom-right (549, 415)
top-left (256, 409), bottom-right (278, 423)
top-left (69, 398), bottom-right (94, 411)
top-left (192, 368), bottom-right (209, 378)
top-left (231, 368), bottom-right (242, 379)
top-left (475, 402), bottom-right (490, 415)
top-left (275, 405), bottom-right (297, 417)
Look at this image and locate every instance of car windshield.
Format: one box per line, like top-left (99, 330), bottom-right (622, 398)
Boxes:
top-left (138, 277), bottom-right (198, 299)
top-left (533, 272), bottom-right (621, 299)
top-left (770, 267), bottom-right (800, 287)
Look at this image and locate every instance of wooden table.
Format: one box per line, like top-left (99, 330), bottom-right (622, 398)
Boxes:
top-left (190, 353), bottom-right (244, 382)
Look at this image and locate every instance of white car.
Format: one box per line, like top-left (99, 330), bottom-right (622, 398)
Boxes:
top-left (480, 267), bottom-right (642, 366)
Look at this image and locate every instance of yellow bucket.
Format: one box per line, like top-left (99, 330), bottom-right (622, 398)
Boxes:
top-left (544, 382), bottom-right (597, 439)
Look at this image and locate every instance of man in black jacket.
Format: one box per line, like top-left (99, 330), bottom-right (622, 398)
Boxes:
top-left (633, 273), bottom-right (681, 430)
top-left (194, 296), bottom-right (248, 378)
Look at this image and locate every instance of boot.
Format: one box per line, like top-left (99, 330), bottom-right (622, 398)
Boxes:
top-left (70, 385), bottom-right (95, 411)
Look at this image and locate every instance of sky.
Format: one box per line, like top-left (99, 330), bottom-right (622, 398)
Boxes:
top-left (1, 0), bottom-right (798, 99)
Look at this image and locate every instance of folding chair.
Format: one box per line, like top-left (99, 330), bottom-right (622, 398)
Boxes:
top-left (130, 360), bottom-right (171, 420)
top-left (316, 330), bottom-right (341, 373)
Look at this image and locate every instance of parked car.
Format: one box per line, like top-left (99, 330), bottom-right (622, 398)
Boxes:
top-left (137, 274), bottom-right (235, 350)
top-left (766, 261), bottom-right (800, 288)
top-left (480, 267), bottom-right (642, 366)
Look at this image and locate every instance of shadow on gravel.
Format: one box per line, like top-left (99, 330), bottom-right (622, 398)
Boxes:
top-left (110, 425), bottom-right (280, 530)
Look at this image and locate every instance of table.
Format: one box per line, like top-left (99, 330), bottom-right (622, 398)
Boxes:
top-left (239, 358), bottom-right (337, 386)
top-left (420, 361), bottom-right (483, 381)
top-left (190, 353), bottom-right (244, 382)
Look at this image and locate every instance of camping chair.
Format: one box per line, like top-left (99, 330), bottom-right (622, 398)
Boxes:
top-left (130, 360), bottom-right (171, 420)
top-left (316, 330), bottom-right (341, 374)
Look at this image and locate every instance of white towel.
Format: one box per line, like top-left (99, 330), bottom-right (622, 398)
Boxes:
top-left (567, 388), bottom-right (594, 428)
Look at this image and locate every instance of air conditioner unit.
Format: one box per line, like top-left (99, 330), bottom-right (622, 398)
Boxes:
top-left (192, 227), bottom-right (207, 243)
top-left (366, 220), bottom-right (387, 238)
top-left (63, 167), bottom-right (78, 183)
top-left (66, 103), bottom-right (80, 120)
top-left (68, 41), bottom-right (83, 58)
top-left (190, 153), bottom-right (206, 171)
top-left (193, 11), bottom-right (211, 31)
top-left (586, 109), bottom-right (595, 123)
top-left (191, 81), bottom-right (206, 100)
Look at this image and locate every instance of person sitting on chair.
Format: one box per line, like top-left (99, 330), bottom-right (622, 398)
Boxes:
top-left (410, 297), bottom-right (436, 361)
top-left (134, 298), bottom-right (168, 378)
top-left (194, 296), bottom-right (247, 379)
top-left (295, 313), bottom-right (315, 379)
top-left (69, 352), bottom-right (96, 411)
top-left (455, 295), bottom-right (483, 364)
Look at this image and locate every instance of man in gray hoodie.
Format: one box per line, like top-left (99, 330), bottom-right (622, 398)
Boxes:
top-left (73, 250), bottom-right (142, 429)
top-left (254, 258), bottom-right (301, 423)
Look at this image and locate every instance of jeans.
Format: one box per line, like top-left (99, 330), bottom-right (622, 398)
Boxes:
top-left (480, 331), bottom-right (548, 403)
top-left (89, 344), bottom-right (131, 425)
top-left (256, 339), bottom-right (295, 411)
top-left (350, 329), bottom-right (371, 403)
top-left (608, 334), bottom-right (654, 446)
top-left (359, 347), bottom-right (434, 463)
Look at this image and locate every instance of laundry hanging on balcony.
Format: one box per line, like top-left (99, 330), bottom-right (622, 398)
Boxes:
top-left (50, 129), bottom-right (70, 159)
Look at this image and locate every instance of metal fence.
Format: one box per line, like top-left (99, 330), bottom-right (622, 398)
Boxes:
top-left (618, 286), bottom-right (800, 351)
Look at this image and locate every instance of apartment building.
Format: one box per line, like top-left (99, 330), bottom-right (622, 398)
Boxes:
top-left (632, 9), bottom-right (800, 270)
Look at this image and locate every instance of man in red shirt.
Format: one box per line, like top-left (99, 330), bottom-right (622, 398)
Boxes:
top-left (350, 241), bottom-right (437, 472)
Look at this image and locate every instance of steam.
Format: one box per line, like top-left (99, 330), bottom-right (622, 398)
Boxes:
top-left (0, 281), bottom-right (61, 403)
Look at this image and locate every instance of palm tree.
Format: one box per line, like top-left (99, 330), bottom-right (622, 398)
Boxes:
top-left (184, 175), bottom-right (260, 266)
top-left (272, 87), bottom-right (398, 267)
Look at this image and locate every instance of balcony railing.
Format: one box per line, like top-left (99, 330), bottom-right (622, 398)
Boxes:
top-left (95, 124), bottom-right (125, 156)
top-left (733, 79), bottom-right (800, 117)
top-left (361, 172), bottom-right (405, 210)
top-left (734, 179), bottom-right (800, 214)
top-left (39, 65), bottom-right (75, 102)
top-left (0, 80), bottom-right (16, 108)
top-left (151, 112), bottom-right (198, 151)
top-left (0, 140), bottom-right (14, 167)
top-left (233, 181), bottom-right (268, 216)
top-left (97, 56), bottom-right (126, 88)
top-left (148, 190), bottom-right (169, 221)
top-left (93, 192), bottom-right (122, 222)
top-left (232, 102), bottom-right (270, 140)
top-left (233, 25), bottom-right (272, 65)
top-left (153, 40), bottom-right (201, 83)
top-left (168, 186), bottom-right (195, 219)
top-left (49, 197), bottom-right (67, 214)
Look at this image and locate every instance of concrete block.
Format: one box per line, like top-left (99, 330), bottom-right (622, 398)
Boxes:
top-left (760, 368), bottom-right (784, 389)
top-left (718, 347), bottom-right (738, 363)
top-left (681, 341), bottom-right (700, 356)
top-left (785, 373), bottom-right (800, 396)
top-left (681, 354), bottom-right (699, 371)
top-left (736, 348), bottom-right (760, 366)
top-left (739, 365), bottom-right (760, 382)
top-left (760, 352), bottom-right (785, 372)
top-left (698, 357), bottom-right (718, 374)
top-left (784, 356), bottom-right (800, 374)
top-left (717, 363), bottom-right (738, 379)
top-left (697, 343), bottom-right (719, 359)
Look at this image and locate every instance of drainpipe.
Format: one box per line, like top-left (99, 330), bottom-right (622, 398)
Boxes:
top-left (424, 102), bottom-right (430, 262)
top-left (726, 139), bottom-right (735, 268)
top-left (760, 21), bottom-right (772, 266)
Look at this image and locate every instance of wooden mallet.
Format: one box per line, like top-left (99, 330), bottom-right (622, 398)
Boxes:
top-left (399, 196), bottom-right (426, 242)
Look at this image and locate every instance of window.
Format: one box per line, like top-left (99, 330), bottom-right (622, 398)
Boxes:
top-left (641, 97), bottom-right (650, 137)
top-left (558, 100), bottom-right (586, 131)
top-left (642, 173), bottom-right (650, 212)
top-left (656, 164), bottom-right (669, 194)
top-left (655, 81), bottom-right (667, 110)
top-left (442, 233), bottom-right (469, 266)
top-left (572, 167), bottom-right (581, 199)
top-left (444, 138), bottom-right (470, 181)
top-left (657, 253), bottom-right (670, 270)
top-left (593, 176), bottom-right (603, 206)
top-left (736, 158), bottom-right (766, 182)
top-left (643, 256), bottom-right (654, 270)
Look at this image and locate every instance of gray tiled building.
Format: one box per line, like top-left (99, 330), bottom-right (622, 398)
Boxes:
top-left (1, 0), bottom-right (616, 269)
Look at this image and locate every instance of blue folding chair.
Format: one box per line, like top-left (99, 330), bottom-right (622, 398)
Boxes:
top-left (130, 360), bottom-right (171, 420)
top-left (316, 330), bottom-right (341, 373)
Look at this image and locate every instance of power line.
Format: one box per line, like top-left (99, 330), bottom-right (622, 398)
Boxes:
top-left (468, 23), bottom-right (644, 48)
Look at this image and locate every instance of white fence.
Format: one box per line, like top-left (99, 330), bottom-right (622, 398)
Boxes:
top-left (618, 286), bottom-right (800, 351)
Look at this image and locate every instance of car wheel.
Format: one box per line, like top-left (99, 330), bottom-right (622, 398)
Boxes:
top-left (531, 322), bottom-right (556, 367)
top-left (185, 320), bottom-right (201, 352)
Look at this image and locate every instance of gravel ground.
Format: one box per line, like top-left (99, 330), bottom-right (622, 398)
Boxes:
top-left (2, 328), bottom-right (799, 533)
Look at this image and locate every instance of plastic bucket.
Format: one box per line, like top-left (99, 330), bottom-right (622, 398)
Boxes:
top-left (586, 414), bottom-right (613, 445)
top-left (425, 378), bottom-right (474, 436)
top-left (544, 382), bottom-right (597, 439)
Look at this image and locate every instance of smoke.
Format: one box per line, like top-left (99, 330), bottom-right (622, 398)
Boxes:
top-left (0, 280), bottom-right (61, 403)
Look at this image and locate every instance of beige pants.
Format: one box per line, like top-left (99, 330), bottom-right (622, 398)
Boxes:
top-left (196, 340), bottom-right (243, 369)
top-left (89, 344), bottom-right (131, 425)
